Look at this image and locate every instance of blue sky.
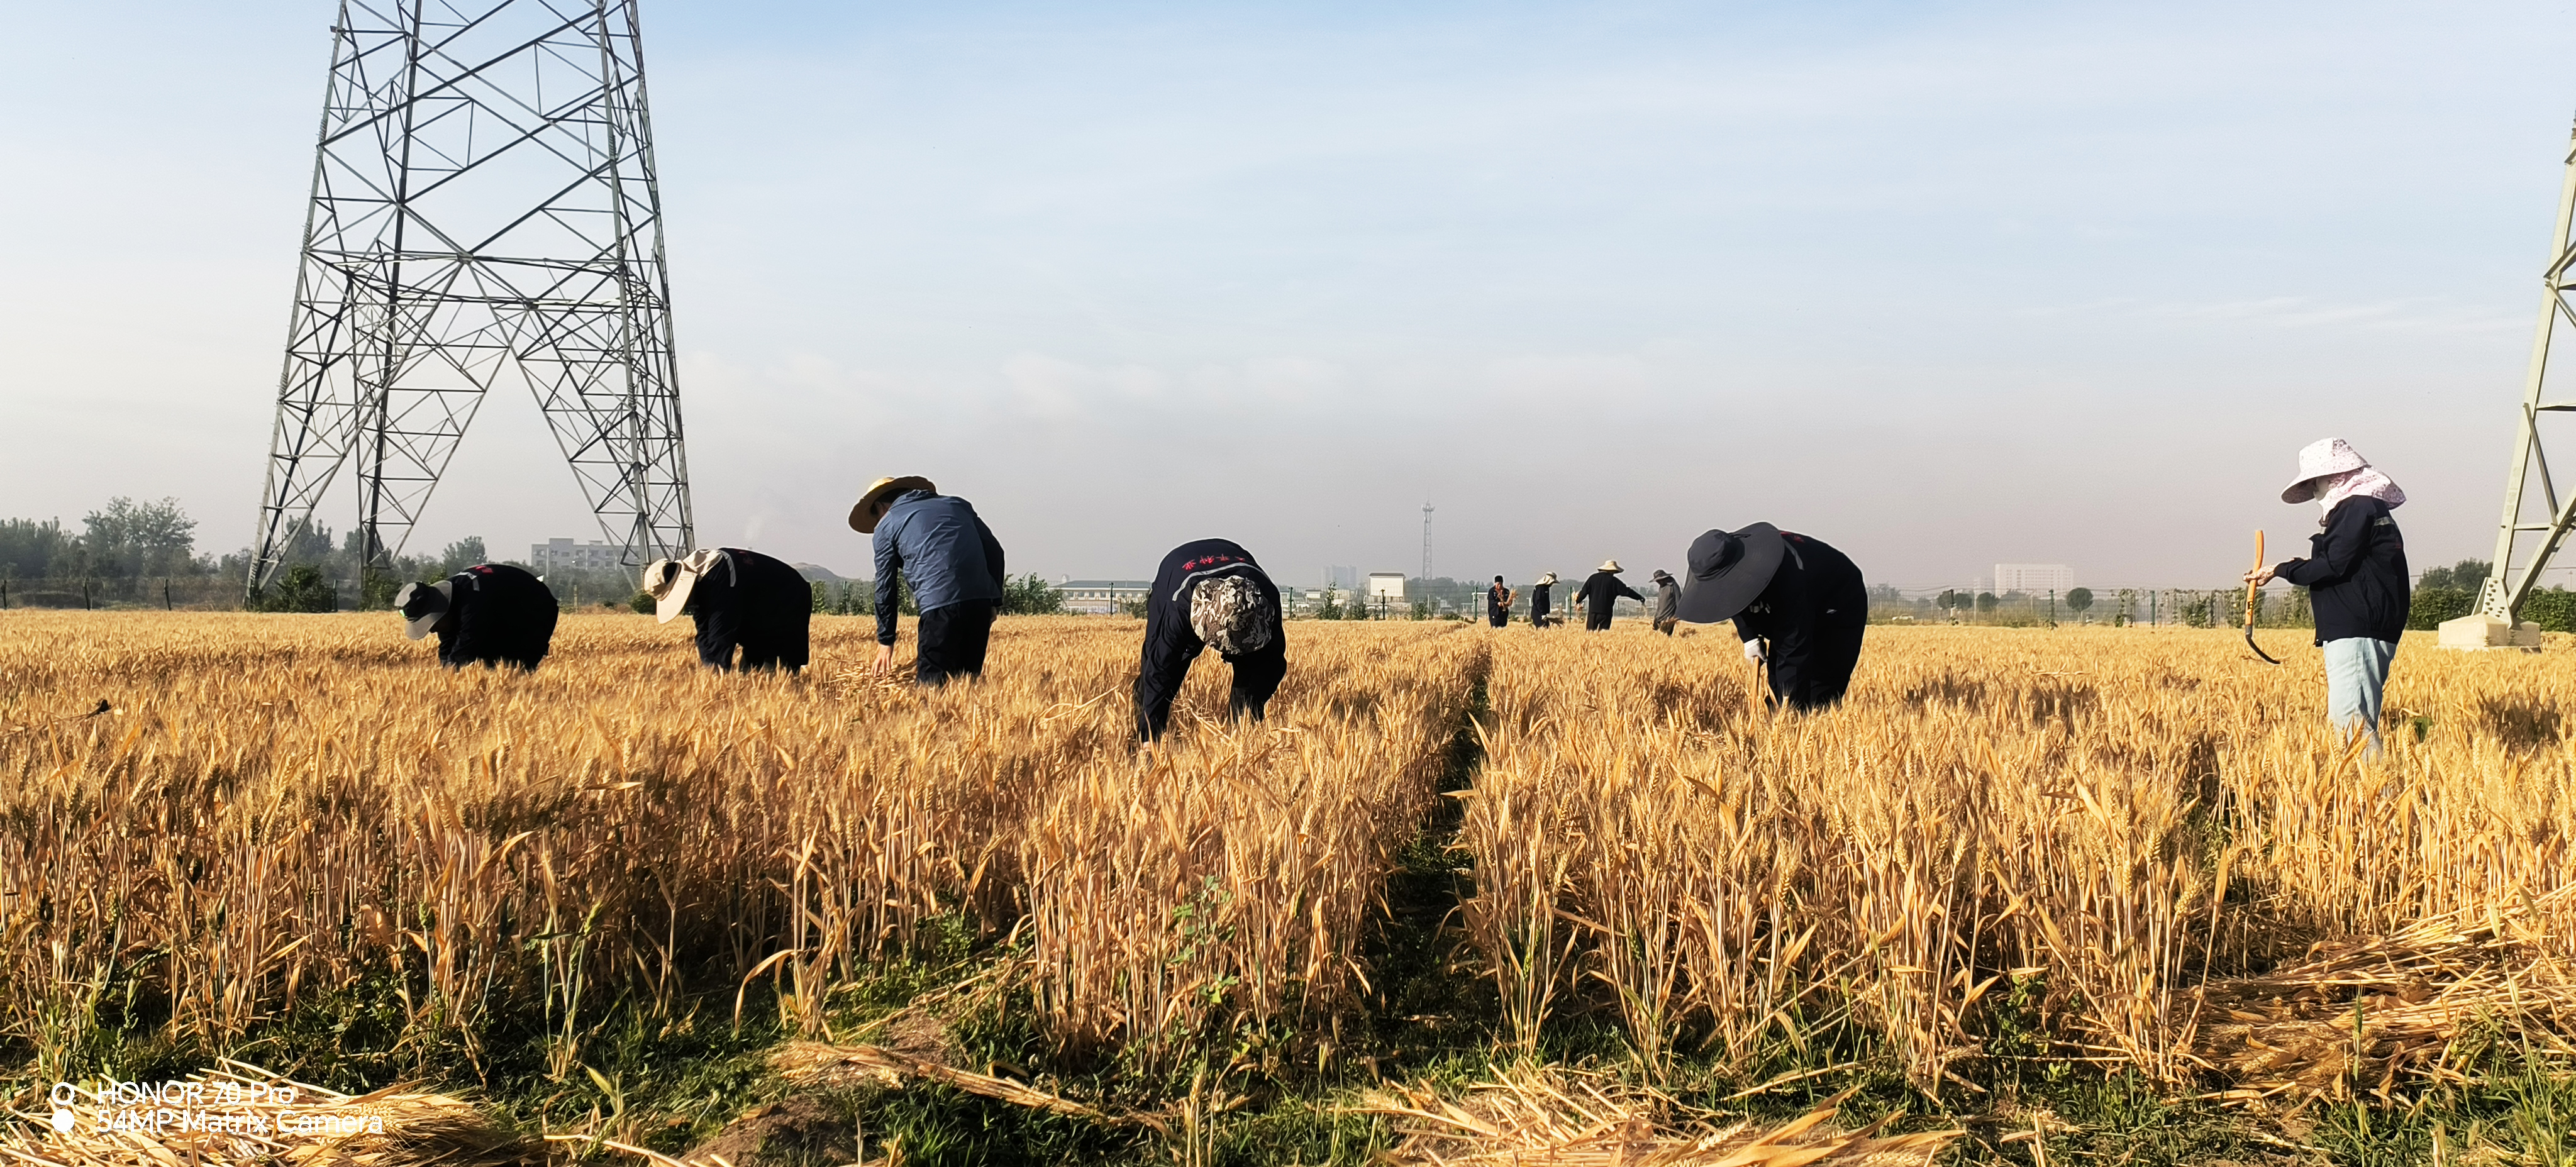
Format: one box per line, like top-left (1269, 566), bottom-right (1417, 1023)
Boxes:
top-left (3, 1), bottom-right (2572, 589)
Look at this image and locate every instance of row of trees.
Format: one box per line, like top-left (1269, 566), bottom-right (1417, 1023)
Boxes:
top-left (806, 574), bottom-right (1065, 617)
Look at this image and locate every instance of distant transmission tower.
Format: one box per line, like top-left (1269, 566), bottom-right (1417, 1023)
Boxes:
top-left (248, 0), bottom-right (691, 599)
top-left (1421, 503), bottom-right (1434, 582)
top-left (2483, 120), bottom-right (2576, 620)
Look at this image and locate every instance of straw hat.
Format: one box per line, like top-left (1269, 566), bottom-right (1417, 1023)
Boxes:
top-left (1675, 524), bottom-right (1787, 624)
top-left (640, 549), bottom-right (728, 624)
top-left (848, 475), bottom-right (936, 533)
top-left (2279, 438), bottom-right (2371, 504)
top-left (1597, 559), bottom-right (1623, 573)
top-left (392, 579), bottom-right (453, 640)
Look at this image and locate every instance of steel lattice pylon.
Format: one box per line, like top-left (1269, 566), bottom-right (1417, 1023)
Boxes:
top-left (249, 0), bottom-right (691, 599)
top-left (2482, 123), bottom-right (2576, 621)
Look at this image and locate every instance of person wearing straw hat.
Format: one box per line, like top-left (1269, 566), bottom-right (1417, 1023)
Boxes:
top-left (394, 562), bottom-right (558, 671)
top-left (850, 475), bottom-right (1008, 686)
top-left (1134, 538), bottom-right (1287, 741)
top-left (1649, 568), bottom-right (1680, 636)
top-left (2243, 437), bottom-right (2411, 754)
top-left (1528, 572), bottom-right (1559, 629)
top-left (1574, 560), bottom-right (1644, 632)
top-left (1675, 525), bottom-right (1867, 711)
top-left (640, 547), bottom-right (813, 673)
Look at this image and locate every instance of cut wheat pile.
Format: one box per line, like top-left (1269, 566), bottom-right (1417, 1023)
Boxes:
top-left (7, 612), bottom-right (2576, 1162)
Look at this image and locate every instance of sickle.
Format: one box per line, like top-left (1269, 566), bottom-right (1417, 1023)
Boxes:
top-left (2245, 529), bottom-right (2282, 665)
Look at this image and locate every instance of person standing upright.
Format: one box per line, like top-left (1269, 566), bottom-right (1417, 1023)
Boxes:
top-left (851, 475), bottom-right (1008, 685)
top-left (1650, 568), bottom-right (1680, 636)
top-left (2244, 438), bottom-right (2410, 754)
top-left (1134, 538), bottom-right (1287, 741)
top-left (642, 547), bottom-right (813, 673)
top-left (1675, 525), bottom-right (1868, 711)
top-left (1575, 560), bottom-right (1644, 631)
top-left (395, 561), bottom-right (558, 670)
top-left (1529, 572), bottom-right (1558, 629)
top-left (1485, 575), bottom-right (1514, 628)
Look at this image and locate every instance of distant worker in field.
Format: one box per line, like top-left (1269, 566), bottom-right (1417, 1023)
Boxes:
top-left (1134, 538), bottom-right (1287, 741)
top-left (851, 475), bottom-right (1008, 686)
top-left (1486, 576), bottom-right (1514, 628)
top-left (643, 547), bottom-right (813, 673)
top-left (396, 562), bottom-right (558, 671)
top-left (2243, 438), bottom-right (2409, 753)
top-left (1529, 572), bottom-right (1558, 628)
top-left (1650, 568), bottom-right (1680, 636)
top-left (1675, 525), bottom-right (1867, 711)
top-left (1575, 560), bottom-right (1644, 631)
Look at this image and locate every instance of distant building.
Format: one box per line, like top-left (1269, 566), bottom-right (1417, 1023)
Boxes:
top-left (1994, 563), bottom-right (2075, 596)
top-left (1052, 578), bottom-right (1150, 615)
top-left (531, 538), bottom-right (626, 573)
top-left (1325, 565), bottom-right (1360, 591)
top-left (1366, 572), bottom-right (1406, 600)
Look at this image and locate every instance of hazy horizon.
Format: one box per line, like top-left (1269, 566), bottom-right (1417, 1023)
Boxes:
top-left (6, 1), bottom-right (2573, 592)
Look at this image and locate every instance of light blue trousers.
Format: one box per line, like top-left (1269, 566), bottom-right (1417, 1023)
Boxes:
top-left (2323, 637), bottom-right (2397, 752)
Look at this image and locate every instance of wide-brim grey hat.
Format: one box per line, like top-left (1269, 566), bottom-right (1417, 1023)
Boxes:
top-left (1675, 524), bottom-right (1787, 624)
top-left (393, 579), bottom-right (454, 641)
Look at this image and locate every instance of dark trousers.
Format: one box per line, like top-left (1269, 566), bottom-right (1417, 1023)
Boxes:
top-left (1223, 646), bottom-right (1287, 723)
top-left (918, 600), bottom-right (997, 686)
top-left (1530, 609), bottom-right (1551, 628)
top-left (1585, 607), bottom-right (1614, 631)
top-left (1654, 617), bottom-right (1676, 636)
top-left (1768, 622), bottom-right (1865, 712)
top-left (697, 617), bottom-right (810, 673)
top-left (1488, 611), bottom-right (1508, 628)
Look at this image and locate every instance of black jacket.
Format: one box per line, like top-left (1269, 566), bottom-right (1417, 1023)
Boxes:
top-left (1576, 572), bottom-right (1643, 612)
top-left (1730, 532), bottom-right (1867, 697)
top-left (1530, 582), bottom-right (1553, 616)
top-left (688, 548), bottom-right (814, 670)
top-left (2277, 497), bottom-right (2409, 644)
top-left (437, 563), bottom-right (558, 670)
top-left (1135, 539), bottom-right (1285, 739)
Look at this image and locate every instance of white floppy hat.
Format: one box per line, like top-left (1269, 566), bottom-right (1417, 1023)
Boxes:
top-left (640, 549), bottom-right (728, 624)
top-left (392, 579), bottom-right (453, 640)
top-left (1597, 559), bottom-right (1623, 573)
top-left (2280, 438), bottom-right (2373, 503)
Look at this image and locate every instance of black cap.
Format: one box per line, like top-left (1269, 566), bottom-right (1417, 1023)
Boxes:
top-left (1675, 524), bottom-right (1787, 624)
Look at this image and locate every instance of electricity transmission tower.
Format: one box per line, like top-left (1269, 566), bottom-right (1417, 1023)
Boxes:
top-left (2482, 121), bottom-right (2576, 621)
top-left (1420, 503), bottom-right (1433, 584)
top-left (248, 0), bottom-right (691, 600)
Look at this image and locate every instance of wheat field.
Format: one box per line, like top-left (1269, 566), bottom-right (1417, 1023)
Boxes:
top-left (6, 611), bottom-right (2576, 1161)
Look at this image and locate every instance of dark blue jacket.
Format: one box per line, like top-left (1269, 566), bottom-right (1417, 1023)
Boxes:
top-left (2277, 497), bottom-right (2409, 644)
top-left (873, 490), bottom-right (1006, 644)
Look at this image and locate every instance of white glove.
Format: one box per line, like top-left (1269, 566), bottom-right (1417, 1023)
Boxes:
top-left (1743, 638), bottom-right (1767, 663)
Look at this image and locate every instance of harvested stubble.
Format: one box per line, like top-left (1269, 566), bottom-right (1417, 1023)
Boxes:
top-left (1458, 624), bottom-right (2576, 1098)
top-left (1358, 1067), bottom-right (1960, 1165)
top-left (0, 612), bottom-right (1463, 1083)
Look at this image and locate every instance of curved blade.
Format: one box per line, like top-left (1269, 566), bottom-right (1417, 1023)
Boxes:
top-left (2245, 624), bottom-right (2282, 665)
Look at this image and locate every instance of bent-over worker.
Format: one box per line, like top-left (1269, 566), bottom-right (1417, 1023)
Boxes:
top-left (1650, 569), bottom-right (1680, 636)
top-left (2244, 437), bottom-right (2409, 753)
top-left (1675, 525), bottom-right (1867, 711)
top-left (1530, 572), bottom-right (1558, 629)
top-left (1134, 538), bottom-right (1287, 741)
top-left (643, 548), bottom-right (813, 673)
top-left (1575, 560), bottom-right (1644, 631)
top-left (851, 475), bottom-right (1007, 686)
top-left (396, 562), bottom-right (558, 671)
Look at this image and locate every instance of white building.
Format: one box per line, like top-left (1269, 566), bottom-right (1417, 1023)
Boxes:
top-left (1051, 579), bottom-right (1150, 615)
top-left (532, 538), bottom-right (626, 573)
top-left (1994, 563), bottom-right (2075, 596)
top-left (1366, 572), bottom-right (1407, 600)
